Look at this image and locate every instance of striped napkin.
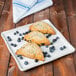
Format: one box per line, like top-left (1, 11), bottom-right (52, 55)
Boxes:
top-left (13, 0), bottom-right (53, 23)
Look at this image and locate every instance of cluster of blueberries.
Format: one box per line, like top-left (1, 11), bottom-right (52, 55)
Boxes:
top-left (17, 55), bottom-right (39, 65)
top-left (7, 30), bottom-right (31, 47)
top-left (7, 30), bottom-right (66, 66)
top-left (17, 55), bottom-right (29, 65)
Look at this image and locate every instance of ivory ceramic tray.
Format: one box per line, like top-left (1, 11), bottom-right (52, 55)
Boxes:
top-left (1, 19), bottom-right (75, 71)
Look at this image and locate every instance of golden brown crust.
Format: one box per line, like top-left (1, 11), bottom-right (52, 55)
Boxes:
top-left (30, 21), bottom-right (56, 34)
top-left (24, 31), bottom-right (50, 45)
top-left (16, 43), bottom-right (44, 61)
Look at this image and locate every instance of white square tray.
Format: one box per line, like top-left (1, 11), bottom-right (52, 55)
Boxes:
top-left (1, 19), bottom-right (75, 71)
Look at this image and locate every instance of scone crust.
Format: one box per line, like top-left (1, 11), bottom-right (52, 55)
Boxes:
top-left (16, 43), bottom-right (44, 61)
top-left (24, 31), bottom-right (50, 45)
top-left (30, 21), bottom-right (56, 34)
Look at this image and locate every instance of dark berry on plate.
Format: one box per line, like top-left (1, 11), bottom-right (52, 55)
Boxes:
top-left (51, 42), bottom-right (53, 45)
top-left (19, 56), bottom-right (23, 59)
top-left (17, 38), bottom-right (21, 42)
top-left (23, 32), bottom-right (26, 35)
top-left (25, 31), bottom-right (30, 34)
top-left (16, 31), bottom-right (19, 34)
top-left (52, 39), bottom-right (57, 43)
top-left (60, 47), bottom-right (64, 50)
top-left (22, 37), bottom-right (24, 40)
top-left (19, 34), bottom-right (22, 36)
top-left (38, 44), bottom-right (40, 46)
top-left (26, 30), bottom-right (31, 33)
top-left (7, 36), bottom-right (12, 41)
top-left (11, 43), bottom-right (17, 47)
top-left (14, 44), bottom-right (17, 47)
top-left (29, 30), bottom-right (31, 32)
top-left (7, 36), bottom-right (10, 39)
top-left (11, 43), bottom-right (14, 46)
top-left (43, 52), bottom-right (48, 57)
top-left (41, 43), bottom-right (45, 46)
top-left (17, 55), bottom-right (22, 57)
top-left (56, 36), bottom-right (59, 40)
top-left (14, 32), bottom-right (16, 35)
top-left (46, 34), bottom-right (51, 38)
top-left (43, 52), bottom-right (48, 55)
top-left (63, 46), bottom-right (66, 49)
top-left (35, 59), bottom-right (39, 62)
top-left (47, 54), bottom-right (51, 57)
top-left (24, 39), bottom-right (26, 41)
top-left (49, 46), bottom-right (55, 53)
top-left (8, 38), bottom-right (12, 41)
top-left (24, 61), bottom-right (28, 65)
top-left (23, 31), bottom-right (31, 35)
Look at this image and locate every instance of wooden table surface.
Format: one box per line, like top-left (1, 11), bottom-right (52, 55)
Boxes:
top-left (0, 0), bottom-right (76, 76)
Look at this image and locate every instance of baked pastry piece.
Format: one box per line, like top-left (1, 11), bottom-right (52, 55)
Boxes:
top-left (16, 42), bottom-right (44, 61)
top-left (24, 31), bottom-right (50, 45)
top-left (30, 21), bottom-right (56, 34)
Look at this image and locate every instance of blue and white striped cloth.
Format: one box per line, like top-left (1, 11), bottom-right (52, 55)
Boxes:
top-left (13, 0), bottom-right (53, 23)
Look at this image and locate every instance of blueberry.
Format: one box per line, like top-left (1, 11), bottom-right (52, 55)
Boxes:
top-left (11, 43), bottom-right (17, 47)
top-left (23, 32), bottom-right (26, 35)
top-left (11, 43), bottom-right (14, 46)
top-left (63, 46), bottom-right (66, 49)
top-left (7, 36), bottom-right (12, 41)
top-left (17, 38), bottom-right (21, 42)
top-left (24, 39), bottom-right (26, 41)
top-left (23, 31), bottom-right (30, 35)
top-left (8, 38), bottom-right (12, 41)
top-left (41, 43), bottom-right (45, 46)
top-left (43, 52), bottom-right (48, 55)
top-left (17, 55), bottom-right (22, 57)
top-left (51, 42), bottom-right (53, 45)
top-left (47, 54), bottom-right (51, 57)
top-left (19, 56), bottom-right (23, 59)
top-left (14, 44), bottom-right (17, 47)
top-left (46, 34), bottom-right (51, 38)
top-left (56, 36), bottom-right (59, 40)
top-left (19, 34), bottom-right (22, 36)
top-left (27, 30), bottom-right (31, 33)
top-left (24, 61), bottom-right (28, 65)
top-left (16, 31), bottom-right (19, 34)
top-left (17, 55), bottom-right (23, 59)
top-left (14, 32), bottom-right (16, 35)
top-left (49, 46), bottom-right (55, 53)
top-left (7, 36), bottom-right (10, 39)
top-left (35, 59), bottom-right (39, 62)
top-left (60, 47), bottom-right (64, 50)
top-left (22, 37), bottom-right (24, 40)
top-left (52, 39), bottom-right (57, 43)
top-left (26, 32), bottom-right (28, 34)
top-left (43, 52), bottom-right (48, 57)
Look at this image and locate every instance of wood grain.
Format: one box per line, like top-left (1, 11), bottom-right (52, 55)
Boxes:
top-left (0, 0), bottom-right (76, 76)
top-left (63, 0), bottom-right (76, 73)
top-left (50, 0), bottom-right (76, 76)
top-left (0, 0), bottom-right (5, 16)
top-left (0, 0), bottom-right (15, 76)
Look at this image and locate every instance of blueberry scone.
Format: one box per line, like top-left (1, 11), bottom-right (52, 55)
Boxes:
top-left (24, 31), bottom-right (50, 45)
top-left (16, 42), bottom-right (44, 61)
top-left (30, 21), bottom-right (56, 34)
